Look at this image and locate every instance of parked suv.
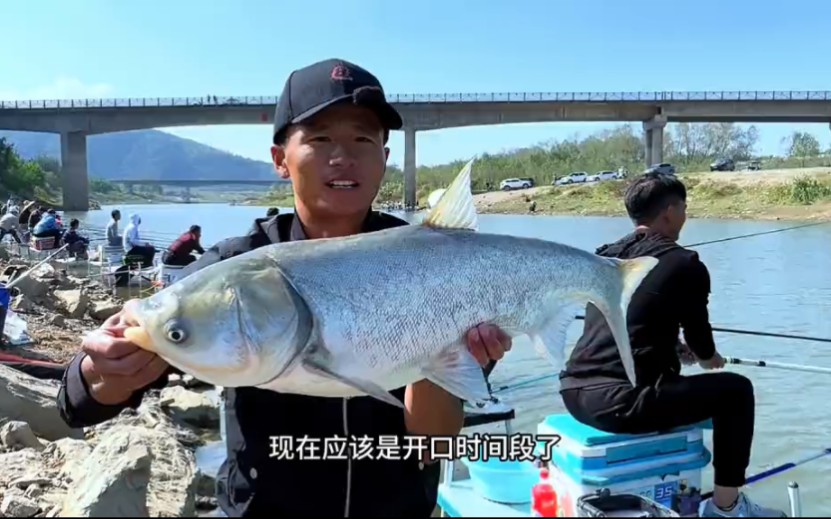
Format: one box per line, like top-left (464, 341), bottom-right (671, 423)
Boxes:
top-left (644, 163), bottom-right (676, 175)
top-left (553, 172), bottom-right (588, 185)
top-left (499, 178), bottom-right (532, 191)
top-left (710, 159), bottom-right (735, 172)
top-left (587, 171), bottom-right (620, 182)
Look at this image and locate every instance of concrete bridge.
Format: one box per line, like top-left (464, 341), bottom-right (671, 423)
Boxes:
top-left (3, 90), bottom-right (831, 210)
top-left (108, 178), bottom-right (287, 203)
top-left (109, 178), bottom-right (284, 187)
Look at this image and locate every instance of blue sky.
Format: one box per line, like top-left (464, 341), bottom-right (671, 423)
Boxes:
top-left (3, 0), bottom-right (831, 168)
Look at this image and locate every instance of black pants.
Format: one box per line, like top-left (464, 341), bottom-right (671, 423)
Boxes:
top-left (162, 251), bottom-right (197, 266)
top-left (560, 372), bottom-right (754, 487)
top-left (127, 245), bottom-right (156, 268)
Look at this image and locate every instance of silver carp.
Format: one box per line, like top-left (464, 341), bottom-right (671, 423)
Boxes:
top-left (123, 160), bottom-right (658, 408)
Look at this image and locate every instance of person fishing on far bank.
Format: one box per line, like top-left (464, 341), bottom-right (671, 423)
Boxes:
top-left (558, 173), bottom-right (786, 518)
top-left (56, 58), bottom-right (512, 518)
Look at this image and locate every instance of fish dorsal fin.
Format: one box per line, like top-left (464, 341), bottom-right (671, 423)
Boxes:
top-left (422, 159), bottom-right (478, 231)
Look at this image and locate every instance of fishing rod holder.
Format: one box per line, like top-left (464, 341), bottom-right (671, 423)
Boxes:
top-left (788, 481), bottom-right (802, 517)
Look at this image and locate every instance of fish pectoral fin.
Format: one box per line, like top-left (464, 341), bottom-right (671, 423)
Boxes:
top-left (422, 159), bottom-right (478, 231)
top-left (422, 345), bottom-right (491, 404)
top-left (301, 358), bottom-right (405, 409)
top-left (531, 306), bottom-right (581, 370)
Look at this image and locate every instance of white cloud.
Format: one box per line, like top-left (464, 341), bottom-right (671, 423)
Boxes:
top-left (0, 77), bottom-right (115, 101)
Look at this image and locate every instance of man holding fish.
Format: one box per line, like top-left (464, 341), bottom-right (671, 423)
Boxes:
top-left (57, 59), bottom-right (515, 517)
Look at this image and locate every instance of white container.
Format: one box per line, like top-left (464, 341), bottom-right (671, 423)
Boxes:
top-left (158, 263), bottom-right (187, 287)
top-left (536, 414), bottom-right (711, 517)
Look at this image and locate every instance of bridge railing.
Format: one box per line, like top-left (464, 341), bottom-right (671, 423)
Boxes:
top-left (3, 91), bottom-right (831, 110)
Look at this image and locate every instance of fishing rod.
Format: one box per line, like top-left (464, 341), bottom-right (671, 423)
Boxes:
top-left (491, 354), bottom-right (831, 395)
top-left (725, 357), bottom-right (831, 375)
top-left (4, 244), bottom-right (69, 290)
top-left (700, 447), bottom-right (831, 500)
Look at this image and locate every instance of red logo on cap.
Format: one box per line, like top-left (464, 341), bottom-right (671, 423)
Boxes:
top-left (331, 65), bottom-right (352, 81)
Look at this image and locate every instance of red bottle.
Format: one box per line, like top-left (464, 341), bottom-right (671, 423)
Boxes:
top-left (531, 467), bottom-right (558, 517)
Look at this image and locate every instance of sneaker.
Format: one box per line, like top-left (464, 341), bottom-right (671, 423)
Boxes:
top-left (699, 492), bottom-right (788, 517)
top-left (463, 396), bottom-right (514, 415)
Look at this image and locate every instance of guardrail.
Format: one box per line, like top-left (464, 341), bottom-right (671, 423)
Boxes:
top-left (3, 91), bottom-right (831, 110)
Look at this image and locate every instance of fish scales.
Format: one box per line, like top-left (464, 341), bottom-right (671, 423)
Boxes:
top-left (265, 225), bottom-right (619, 375)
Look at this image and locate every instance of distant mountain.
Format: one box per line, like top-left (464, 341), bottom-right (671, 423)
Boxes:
top-left (0, 129), bottom-right (284, 182)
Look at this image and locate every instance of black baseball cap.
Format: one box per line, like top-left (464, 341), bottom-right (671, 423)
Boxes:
top-left (272, 58), bottom-right (403, 144)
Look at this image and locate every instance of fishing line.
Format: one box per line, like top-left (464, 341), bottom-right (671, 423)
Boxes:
top-left (682, 220), bottom-right (829, 249)
top-left (572, 315), bottom-right (831, 344)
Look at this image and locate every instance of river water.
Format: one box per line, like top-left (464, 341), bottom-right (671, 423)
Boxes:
top-left (65, 203), bottom-right (831, 516)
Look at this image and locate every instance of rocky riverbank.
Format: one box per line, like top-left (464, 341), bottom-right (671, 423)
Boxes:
top-left (0, 252), bottom-right (123, 363)
top-left (0, 252), bottom-right (225, 517)
top-left (0, 369), bottom-right (222, 517)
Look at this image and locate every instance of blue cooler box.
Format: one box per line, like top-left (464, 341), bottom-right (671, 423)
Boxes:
top-left (537, 414), bottom-right (711, 516)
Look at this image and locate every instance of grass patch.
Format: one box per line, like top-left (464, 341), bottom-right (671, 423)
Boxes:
top-left (484, 173), bottom-right (831, 221)
top-left (765, 175), bottom-right (831, 205)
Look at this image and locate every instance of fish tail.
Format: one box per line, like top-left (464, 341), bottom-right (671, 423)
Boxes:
top-left (605, 255), bottom-right (660, 387)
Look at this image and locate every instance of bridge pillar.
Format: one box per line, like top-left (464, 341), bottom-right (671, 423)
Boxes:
top-left (60, 131), bottom-right (90, 211)
top-left (642, 115), bottom-right (667, 168)
top-left (403, 128), bottom-right (417, 210)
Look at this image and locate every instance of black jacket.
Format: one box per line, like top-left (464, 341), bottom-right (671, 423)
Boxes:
top-left (559, 229), bottom-right (717, 390)
top-left (57, 211), bottom-right (441, 517)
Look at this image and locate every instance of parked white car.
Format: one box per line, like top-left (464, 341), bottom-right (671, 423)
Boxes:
top-left (587, 171), bottom-right (620, 182)
top-left (499, 178), bottom-right (532, 191)
top-left (553, 172), bottom-right (588, 185)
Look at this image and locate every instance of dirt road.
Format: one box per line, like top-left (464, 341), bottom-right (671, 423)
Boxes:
top-left (471, 166), bottom-right (831, 210)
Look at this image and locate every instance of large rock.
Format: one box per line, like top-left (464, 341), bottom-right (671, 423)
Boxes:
top-left (60, 427), bottom-right (154, 517)
top-left (0, 365), bottom-right (84, 442)
top-left (87, 300), bottom-right (121, 322)
top-left (1, 494), bottom-right (41, 517)
top-left (12, 276), bottom-right (50, 302)
top-left (160, 386), bottom-right (220, 429)
top-left (0, 421), bottom-right (45, 451)
top-left (86, 398), bottom-right (200, 516)
top-left (53, 289), bottom-right (90, 319)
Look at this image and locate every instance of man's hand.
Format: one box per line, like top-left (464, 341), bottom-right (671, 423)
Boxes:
top-left (676, 339), bottom-right (697, 366)
top-left (465, 323), bottom-right (512, 367)
top-left (404, 323), bottom-right (512, 443)
top-left (80, 308), bottom-right (169, 405)
top-left (698, 351), bottom-right (726, 371)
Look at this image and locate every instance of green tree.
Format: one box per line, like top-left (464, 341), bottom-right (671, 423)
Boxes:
top-left (666, 123), bottom-right (759, 167)
top-left (783, 131), bottom-right (821, 166)
top-left (0, 138), bottom-right (49, 197)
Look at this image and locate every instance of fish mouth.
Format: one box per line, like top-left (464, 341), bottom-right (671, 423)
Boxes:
top-left (122, 299), bottom-right (156, 353)
top-left (325, 179), bottom-right (360, 190)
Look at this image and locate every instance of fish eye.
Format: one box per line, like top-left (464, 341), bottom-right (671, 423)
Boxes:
top-left (164, 320), bottom-right (188, 344)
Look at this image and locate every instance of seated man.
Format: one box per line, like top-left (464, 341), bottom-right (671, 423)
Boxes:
top-left (558, 173), bottom-right (785, 518)
top-left (31, 209), bottom-right (63, 242)
top-left (122, 213), bottom-right (156, 268)
top-left (62, 218), bottom-right (90, 259)
top-left (162, 224), bottom-right (205, 267)
top-left (106, 209), bottom-right (122, 247)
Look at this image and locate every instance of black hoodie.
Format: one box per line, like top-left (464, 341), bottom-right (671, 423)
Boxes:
top-left (559, 228), bottom-right (717, 390)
